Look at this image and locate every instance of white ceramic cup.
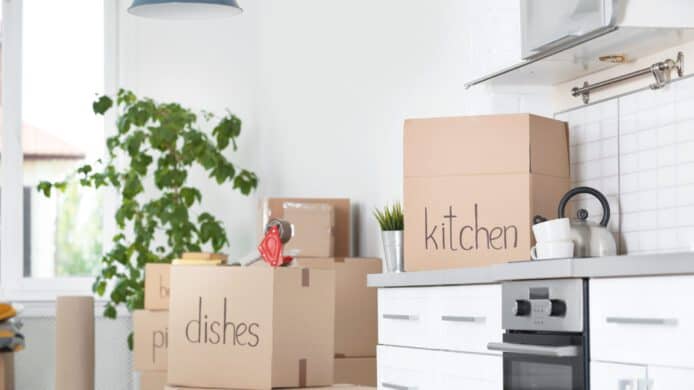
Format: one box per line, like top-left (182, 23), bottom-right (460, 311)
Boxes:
top-left (532, 218), bottom-right (571, 243)
top-left (530, 241), bottom-right (575, 260)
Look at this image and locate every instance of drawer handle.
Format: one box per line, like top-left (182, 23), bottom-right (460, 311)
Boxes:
top-left (382, 382), bottom-right (417, 390)
top-left (606, 317), bottom-right (678, 326)
top-left (487, 342), bottom-right (579, 357)
top-left (441, 315), bottom-right (485, 323)
top-left (382, 314), bottom-right (419, 321)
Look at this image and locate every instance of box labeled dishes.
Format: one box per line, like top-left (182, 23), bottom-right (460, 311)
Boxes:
top-left (403, 114), bottom-right (570, 271)
top-left (167, 265), bottom-right (335, 389)
top-left (133, 310), bottom-right (169, 371)
top-left (295, 257), bottom-right (380, 357)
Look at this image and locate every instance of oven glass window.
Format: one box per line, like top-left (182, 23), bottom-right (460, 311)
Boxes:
top-left (510, 361), bottom-right (573, 390)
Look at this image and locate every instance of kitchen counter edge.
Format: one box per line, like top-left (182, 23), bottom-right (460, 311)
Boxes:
top-left (367, 252), bottom-right (694, 288)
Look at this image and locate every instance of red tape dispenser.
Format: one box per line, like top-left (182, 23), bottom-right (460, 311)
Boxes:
top-left (257, 222), bottom-right (293, 267)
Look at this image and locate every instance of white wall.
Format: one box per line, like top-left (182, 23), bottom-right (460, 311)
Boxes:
top-left (117, 0), bottom-right (263, 259)
top-left (254, 0), bottom-right (552, 256)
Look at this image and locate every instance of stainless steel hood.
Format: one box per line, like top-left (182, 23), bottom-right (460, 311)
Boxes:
top-left (465, 0), bottom-right (694, 89)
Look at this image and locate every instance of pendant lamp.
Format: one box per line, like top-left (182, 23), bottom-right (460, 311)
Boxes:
top-left (128, 0), bottom-right (243, 20)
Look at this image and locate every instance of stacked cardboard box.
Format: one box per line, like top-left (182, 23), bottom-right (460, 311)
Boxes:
top-left (261, 198), bottom-right (377, 386)
top-left (295, 258), bottom-right (379, 387)
top-left (134, 263), bottom-right (171, 390)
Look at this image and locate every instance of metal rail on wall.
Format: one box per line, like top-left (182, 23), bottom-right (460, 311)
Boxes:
top-left (571, 52), bottom-right (684, 104)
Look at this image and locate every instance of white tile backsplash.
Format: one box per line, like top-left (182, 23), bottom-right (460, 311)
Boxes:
top-left (559, 75), bottom-right (694, 254)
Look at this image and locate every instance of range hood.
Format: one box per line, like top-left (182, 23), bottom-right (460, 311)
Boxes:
top-left (465, 0), bottom-right (694, 88)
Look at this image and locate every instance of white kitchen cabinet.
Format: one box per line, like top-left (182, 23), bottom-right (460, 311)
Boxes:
top-left (647, 366), bottom-right (694, 390)
top-left (591, 362), bottom-right (646, 390)
top-left (431, 284), bottom-right (502, 354)
top-left (378, 287), bottom-right (436, 349)
top-left (590, 275), bottom-right (694, 368)
top-left (434, 350), bottom-right (502, 390)
top-left (377, 345), bottom-right (502, 390)
top-left (378, 284), bottom-right (502, 353)
top-left (378, 345), bottom-right (436, 390)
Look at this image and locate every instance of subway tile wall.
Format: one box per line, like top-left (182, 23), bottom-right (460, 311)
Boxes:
top-left (555, 76), bottom-right (694, 254)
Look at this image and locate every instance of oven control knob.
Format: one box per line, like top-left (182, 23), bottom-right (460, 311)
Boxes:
top-left (550, 299), bottom-right (567, 317)
top-left (513, 299), bottom-right (531, 316)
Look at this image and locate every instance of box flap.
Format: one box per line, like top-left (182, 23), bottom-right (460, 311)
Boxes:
top-left (404, 114), bottom-right (569, 177)
top-left (528, 114), bottom-right (570, 177)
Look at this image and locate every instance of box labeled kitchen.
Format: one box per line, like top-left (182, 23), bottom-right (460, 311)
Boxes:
top-left (404, 114), bottom-right (570, 271)
top-left (145, 263), bottom-right (171, 310)
top-left (284, 203), bottom-right (336, 257)
top-left (295, 257), bottom-right (380, 357)
top-left (260, 198), bottom-right (351, 256)
top-left (334, 357), bottom-right (376, 387)
top-left (167, 265), bottom-right (335, 389)
top-left (133, 310), bottom-right (169, 371)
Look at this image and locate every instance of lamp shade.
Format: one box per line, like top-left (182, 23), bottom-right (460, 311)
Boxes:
top-left (128, 0), bottom-right (243, 20)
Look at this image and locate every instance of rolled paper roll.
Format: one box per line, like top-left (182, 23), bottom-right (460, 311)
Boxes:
top-left (55, 296), bottom-right (94, 390)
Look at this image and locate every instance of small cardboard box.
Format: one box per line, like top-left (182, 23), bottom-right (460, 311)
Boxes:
top-left (145, 263), bottom-right (171, 310)
top-left (284, 203), bottom-right (336, 257)
top-left (294, 257), bottom-right (380, 357)
top-left (133, 310), bottom-right (168, 371)
top-left (167, 266), bottom-right (335, 390)
top-left (260, 198), bottom-right (351, 257)
top-left (403, 114), bottom-right (570, 271)
top-left (334, 357), bottom-right (376, 387)
top-left (139, 371), bottom-right (167, 390)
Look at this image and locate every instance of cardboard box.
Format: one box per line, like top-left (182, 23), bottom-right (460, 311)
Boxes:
top-left (294, 258), bottom-right (380, 357)
top-left (139, 371), bottom-right (167, 390)
top-left (133, 310), bottom-right (168, 371)
top-left (260, 198), bottom-right (351, 257)
top-left (0, 354), bottom-right (13, 390)
top-left (145, 263), bottom-right (171, 310)
top-left (165, 386), bottom-right (373, 390)
top-left (167, 266), bottom-right (335, 389)
top-left (284, 203), bottom-right (336, 257)
top-left (334, 357), bottom-right (376, 387)
top-left (404, 114), bottom-right (570, 271)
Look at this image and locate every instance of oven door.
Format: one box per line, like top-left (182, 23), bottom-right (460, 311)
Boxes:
top-left (488, 332), bottom-right (586, 390)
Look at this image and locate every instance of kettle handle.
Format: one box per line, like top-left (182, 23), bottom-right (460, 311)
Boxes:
top-left (557, 186), bottom-right (610, 227)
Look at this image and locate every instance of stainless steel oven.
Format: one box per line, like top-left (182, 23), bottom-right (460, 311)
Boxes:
top-left (488, 279), bottom-right (589, 390)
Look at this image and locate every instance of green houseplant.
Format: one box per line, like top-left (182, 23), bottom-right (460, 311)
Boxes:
top-left (374, 202), bottom-right (404, 272)
top-left (38, 90), bottom-right (258, 344)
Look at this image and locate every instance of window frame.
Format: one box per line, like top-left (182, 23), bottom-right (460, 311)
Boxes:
top-left (0, 0), bottom-right (120, 306)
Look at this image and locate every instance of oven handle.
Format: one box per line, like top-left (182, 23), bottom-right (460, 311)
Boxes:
top-left (487, 342), bottom-right (579, 357)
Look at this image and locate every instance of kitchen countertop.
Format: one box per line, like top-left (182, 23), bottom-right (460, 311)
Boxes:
top-left (367, 251), bottom-right (694, 287)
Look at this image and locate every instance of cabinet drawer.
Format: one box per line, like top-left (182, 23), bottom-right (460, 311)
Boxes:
top-left (435, 350), bottom-right (502, 390)
top-left (377, 345), bottom-right (502, 390)
top-left (590, 276), bottom-right (694, 367)
top-left (378, 287), bottom-right (435, 349)
top-left (431, 284), bottom-right (502, 354)
top-left (377, 345), bottom-right (435, 390)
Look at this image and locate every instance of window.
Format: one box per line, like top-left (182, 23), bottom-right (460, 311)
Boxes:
top-left (1, 0), bottom-right (117, 300)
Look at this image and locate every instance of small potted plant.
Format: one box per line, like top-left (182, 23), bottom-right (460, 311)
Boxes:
top-left (374, 202), bottom-right (404, 273)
